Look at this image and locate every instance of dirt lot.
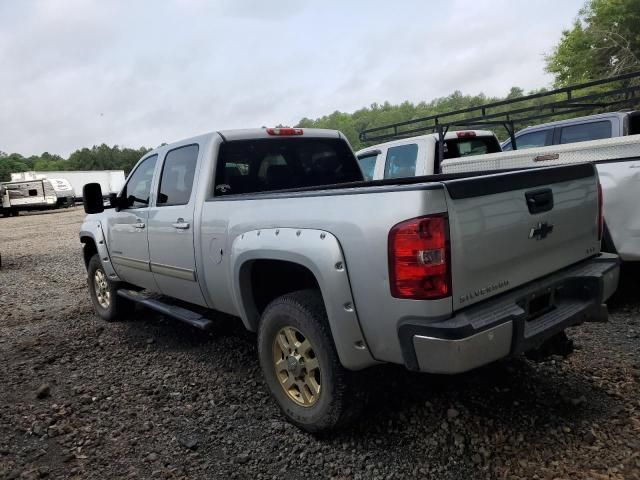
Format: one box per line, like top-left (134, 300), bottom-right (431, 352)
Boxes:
top-left (0, 208), bottom-right (639, 480)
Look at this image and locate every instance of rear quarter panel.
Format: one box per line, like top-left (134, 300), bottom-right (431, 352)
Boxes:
top-left (199, 186), bottom-right (451, 365)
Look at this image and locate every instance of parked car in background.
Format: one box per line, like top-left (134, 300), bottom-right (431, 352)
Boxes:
top-left (80, 127), bottom-right (618, 432)
top-left (355, 130), bottom-right (501, 180)
top-left (501, 111), bottom-right (640, 151)
top-left (11, 170), bottom-right (126, 201)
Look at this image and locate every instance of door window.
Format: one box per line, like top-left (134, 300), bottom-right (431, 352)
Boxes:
top-left (384, 144), bottom-right (418, 179)
top-left (121, 155), bottom-right (158, 209)
top-left (512, 130), bottom-right (552, 150)
top-left (559, 121), bottom-right (612, 144)
top-left (157, 144), bottom-right (199, 206)
top-left (356, 152), bottom-right (379, 181)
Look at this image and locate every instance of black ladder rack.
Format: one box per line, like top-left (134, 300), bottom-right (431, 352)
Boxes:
top-left (358, 70), bottom-right (640, 164)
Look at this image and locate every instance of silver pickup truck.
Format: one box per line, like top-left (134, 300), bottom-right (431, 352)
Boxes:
top-left (80, 127), bottom-right (619, 431)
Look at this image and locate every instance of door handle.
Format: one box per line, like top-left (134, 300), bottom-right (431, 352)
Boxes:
top-left (134, 219), bottom-right (146, 229)
top-left (172, 218), bottom-right (190, 230)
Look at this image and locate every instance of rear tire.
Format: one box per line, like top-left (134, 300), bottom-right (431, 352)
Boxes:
top-left (258, 289), bottom-right (364, 432)
top-left (87, 254), bottom-right (133, 321)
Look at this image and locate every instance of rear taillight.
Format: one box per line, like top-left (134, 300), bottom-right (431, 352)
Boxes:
top-left (456, 131), bottom-right (476, 138)
top-left (388, 214), bottom-right (451, 300)
top-left (266, 127), bottom-right (303, 136)
top-left (597, 181), bottom-right (604, 241)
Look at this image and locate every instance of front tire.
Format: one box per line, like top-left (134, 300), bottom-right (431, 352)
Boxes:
top-left (258, 290), bottom-right (363, 432)
top-left (87, 254), bottom-right (132, 321)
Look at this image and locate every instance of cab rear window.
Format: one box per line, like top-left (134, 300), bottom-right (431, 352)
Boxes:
top-left (437, 136), bottom-right (501, 160)
top-left (214, 138), bottom-right (363, 195)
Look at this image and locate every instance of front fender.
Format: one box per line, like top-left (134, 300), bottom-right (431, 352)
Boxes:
top-left (230, 228), bottom-right (377, 370)
top-left (79, 219), bottom-right (120, 282)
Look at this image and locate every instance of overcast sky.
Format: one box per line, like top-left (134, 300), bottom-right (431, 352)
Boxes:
top-left (0, 0), bottom-right (584, 157)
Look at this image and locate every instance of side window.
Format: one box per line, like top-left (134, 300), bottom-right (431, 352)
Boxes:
top-left (384, 144), bottom-right (418, 179)
top-left (121, 155), bottom-right (158, 209)
top-left (560, 121), bottom-right (612, 144)
top-left (356, 153), bottom-right (378, 181)
top-left (514, 130), bottom-right (552, 150)
top-left (157, 144), bottom-right (199, 206)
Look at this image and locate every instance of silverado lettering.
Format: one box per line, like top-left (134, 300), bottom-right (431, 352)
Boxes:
top-left (459, 280), bottom-right (510, 305)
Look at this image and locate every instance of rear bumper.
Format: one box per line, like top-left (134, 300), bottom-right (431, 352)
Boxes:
top-left (399, 253), bottom-right (620, 374)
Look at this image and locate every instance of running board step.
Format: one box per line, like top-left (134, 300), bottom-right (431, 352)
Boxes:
top-left (117, 289), bottom-right (214, 331)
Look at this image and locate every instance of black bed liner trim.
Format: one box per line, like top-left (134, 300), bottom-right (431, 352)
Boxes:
top-left (208, 164), bottom-right (593, 202)
top-left (444, 163), bottom-right (595, 200)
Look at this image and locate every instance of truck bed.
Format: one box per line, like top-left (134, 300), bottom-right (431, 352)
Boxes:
top-left (200, 163), bottom-right (600, 364)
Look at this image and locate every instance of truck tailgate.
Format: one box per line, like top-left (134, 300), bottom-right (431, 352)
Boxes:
top-left (442, 163), bottom-right (600, 310)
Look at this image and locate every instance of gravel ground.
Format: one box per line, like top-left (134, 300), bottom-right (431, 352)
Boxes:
top-left (0, 208), bottom-right (639, 480)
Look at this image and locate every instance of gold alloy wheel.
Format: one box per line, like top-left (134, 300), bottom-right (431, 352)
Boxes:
top-left (93, 269), bottom-right (111, 309)
top-left (272, 326), bottom-right (321, 407)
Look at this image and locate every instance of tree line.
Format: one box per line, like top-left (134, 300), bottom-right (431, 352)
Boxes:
top-left (1, 0), bottom-right (638, 182)
top-left (0, 145), bottom-right (151, 182)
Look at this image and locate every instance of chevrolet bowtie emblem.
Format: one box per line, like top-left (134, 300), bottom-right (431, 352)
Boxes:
top-left (529, 222), bottom-right (554, 240)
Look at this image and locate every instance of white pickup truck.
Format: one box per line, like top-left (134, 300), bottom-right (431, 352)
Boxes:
top-left (355, 130), bottom-right (501, 180)
top-left (80, 127), bottom-right (618, 431)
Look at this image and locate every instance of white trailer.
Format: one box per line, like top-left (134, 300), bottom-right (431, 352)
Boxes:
top-left (1, 179), bottom-right (58, 216)
top-left (10, 170), bottom-right (126, 200)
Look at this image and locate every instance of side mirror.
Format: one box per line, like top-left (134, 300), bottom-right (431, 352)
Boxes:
top-left (83, 183), bottom-right (104, 214)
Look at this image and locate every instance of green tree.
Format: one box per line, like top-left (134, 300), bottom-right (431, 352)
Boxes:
top-left (546, 0), bottom-right (640, 86)
top-left (0, 153), bottom-right (30, 182)
top-left (0, 145), bottom-right (151, 183)
top-left (506, 87), bottom-right (525, 99)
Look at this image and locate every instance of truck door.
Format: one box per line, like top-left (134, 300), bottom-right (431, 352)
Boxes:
top-left (107, 154), bottom-right (158, 291)
top-left (147, 144), bottom-right (206, 306)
